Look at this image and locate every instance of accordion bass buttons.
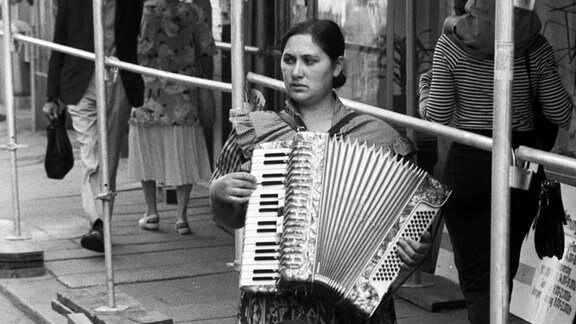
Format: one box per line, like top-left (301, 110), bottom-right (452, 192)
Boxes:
top-left (366, 203), bottom-right (442, 299)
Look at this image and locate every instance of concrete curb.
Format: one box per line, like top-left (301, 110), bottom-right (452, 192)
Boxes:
top-left (0, 282), bottom-right (56, 324)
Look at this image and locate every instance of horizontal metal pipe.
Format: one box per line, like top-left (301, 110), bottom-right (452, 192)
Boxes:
top-left (215, 41), bottom-right (260, 54)
top-left (7, 33), bottom-right (232, 92)
top-left (246, 72), bottom-right (576, 175)
top-left (215, 40), bottom-right (382, 56)
top-left (516, 146), bottom-right (576, 176)
top-left (246, 72), bottom-right (493, 150)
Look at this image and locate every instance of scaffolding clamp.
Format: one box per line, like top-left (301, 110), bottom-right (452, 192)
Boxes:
top-left (96, 191), bottom-right (117, 202)
top-left (0, 142), bottom-right (29, 151)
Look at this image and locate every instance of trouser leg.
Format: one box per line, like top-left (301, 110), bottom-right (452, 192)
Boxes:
top-left (444, 207), bottom-right (491, 324)
top-left (67, 77), bottom-right (131, 224)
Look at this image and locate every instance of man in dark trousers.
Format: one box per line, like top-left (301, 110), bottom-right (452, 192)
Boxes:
top-left (42, 0), bottom-right (144, 252)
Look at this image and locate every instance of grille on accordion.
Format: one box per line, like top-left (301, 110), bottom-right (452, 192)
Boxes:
top-left (240, 131), bottom-right (451, 318)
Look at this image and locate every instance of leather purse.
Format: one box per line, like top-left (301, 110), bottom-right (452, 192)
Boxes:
top-left (532, 179), bottom-right (567, 259)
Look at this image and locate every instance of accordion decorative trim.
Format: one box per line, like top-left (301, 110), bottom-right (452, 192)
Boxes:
top-left (240, 131), bottom-right (451, 318)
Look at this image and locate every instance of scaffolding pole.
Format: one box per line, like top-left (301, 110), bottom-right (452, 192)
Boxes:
top-left (1, 0), bottom-right (26, 240)
top-left (90, 0), bottom-right (122, 312)
top-left (231, 0), bottom-right (245, 271)
top-left (491, 0), bottom-right (515, 323)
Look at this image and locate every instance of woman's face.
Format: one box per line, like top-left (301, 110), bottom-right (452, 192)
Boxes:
top-left (281, 34), bottom-right (342, 108)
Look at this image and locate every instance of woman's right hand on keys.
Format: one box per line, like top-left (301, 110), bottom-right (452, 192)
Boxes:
top-left (210, 172), bottom-right (257, 205)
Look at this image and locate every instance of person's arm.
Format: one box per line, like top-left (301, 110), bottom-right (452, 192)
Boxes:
top-left (43, 0), bottom-right (69, 121)
top-left (534, 40), bottom-right (574, 129)
top-left (210, 172), bottom-right (256, 229)
top-left (418, 35), bottom-right (457, 125)
top-left (209, 130), bottom-right (255, 228)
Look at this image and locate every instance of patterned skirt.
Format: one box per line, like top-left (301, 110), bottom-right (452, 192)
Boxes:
top-left (237, 292), bottom-right (396, 324)
top-left (128, 124), bottom-right (211, 186)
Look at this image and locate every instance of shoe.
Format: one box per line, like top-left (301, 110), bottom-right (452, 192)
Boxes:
top-left (175, 221), bottom-right (191, 235)
top-left (80, 230), bottom-right (104, 253)
top-left (138, 213), bottom-right (159, 231)
top-left (80, 219), bottom-right (104, 253)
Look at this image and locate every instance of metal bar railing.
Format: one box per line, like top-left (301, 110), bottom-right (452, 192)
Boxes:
top-left (2, 30), bottom-right (232, 168)
top-left (517, 146), bottom-right (576, 183)
top-left (0, 0), bottom-right (27, 240)
top-left (215, 41), bottom-right (260, 55)
top-left (90, 0), bottom-right (119, 310)
top-left (246, 71), bottom-right (576, 182)
top-left (5, 33), bottom-right (232, 93)
top-left (492, 2), bottom-right (515, 323)
top-left (247, 71), bottom-right (493, 145)
top-left (1, 4), bottom-right (233, 311)
top-left (230, 0), bottom-right (245, 271)
top-left (406, 0), bottom-right (417, 143)
top-left (247, 70), bottom-right (576, 323)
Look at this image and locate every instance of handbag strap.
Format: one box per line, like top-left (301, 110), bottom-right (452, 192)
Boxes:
top-left (276, 110), bottom-right (359, 137)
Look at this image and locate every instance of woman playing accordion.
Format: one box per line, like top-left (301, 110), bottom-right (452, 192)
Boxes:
top-left (210, 19), bottom-right (440, 324)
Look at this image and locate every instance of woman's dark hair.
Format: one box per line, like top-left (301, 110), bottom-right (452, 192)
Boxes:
top-left (280, 19), bottom-right (347, 88)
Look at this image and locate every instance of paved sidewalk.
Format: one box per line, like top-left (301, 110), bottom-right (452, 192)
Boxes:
top-left (0, 107), bottom-right (527, 324)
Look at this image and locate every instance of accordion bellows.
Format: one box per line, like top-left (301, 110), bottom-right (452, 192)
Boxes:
top-left (240, 132), bottom-right (451, 318)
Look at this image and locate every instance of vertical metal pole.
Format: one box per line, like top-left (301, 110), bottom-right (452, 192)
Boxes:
top-left (403, 0), bottom-right (426, 287)
top-left (386, 2), bottom-right (395, 112)
top-left (231, 0), bottom-right (245, 270)
top-left (1, 0), bottom-right (23, 239)
top-left (29, 1), bottom-right (38, 133)
top-left (405, 0), bottom-right (416, 145)
top-left (91, 0), bottom-right (116, 309)
top-left (491, 1), bottom-right (514, 323)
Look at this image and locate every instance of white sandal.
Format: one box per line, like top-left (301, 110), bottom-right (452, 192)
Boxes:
top-left (138, 214), bottom-right (159, 231)
top-left (175, 220), bottom-right (190, 235)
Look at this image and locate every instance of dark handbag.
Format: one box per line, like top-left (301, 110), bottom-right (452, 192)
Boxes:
top-left (532, 179), bottom-right (567, 259)
top-left (44, 112), bottom-right (74, 179)
top-left (524, 53), bottom-right (559, 151)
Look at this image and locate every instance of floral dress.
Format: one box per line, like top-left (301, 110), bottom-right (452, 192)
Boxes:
top-left (128, 0), bottom-right (215, 185)
top-left (130, 0), bottom-right (216, 126)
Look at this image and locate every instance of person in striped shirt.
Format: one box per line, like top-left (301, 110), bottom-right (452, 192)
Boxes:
top-left (418, 1), bottom-right (574, 323)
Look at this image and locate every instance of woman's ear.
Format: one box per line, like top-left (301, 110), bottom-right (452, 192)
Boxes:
top-left (333, 56), bottom-right (344, 77)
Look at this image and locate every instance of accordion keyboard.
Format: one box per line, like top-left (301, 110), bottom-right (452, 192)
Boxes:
top-left (240, 147), bottom-right (291, 292)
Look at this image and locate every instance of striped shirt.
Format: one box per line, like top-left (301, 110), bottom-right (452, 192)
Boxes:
top-left (419, 33), bottom-right (573, 130)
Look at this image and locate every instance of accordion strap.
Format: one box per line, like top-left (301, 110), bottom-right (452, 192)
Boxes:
top-left (276, 110), bottom-right (359, 137)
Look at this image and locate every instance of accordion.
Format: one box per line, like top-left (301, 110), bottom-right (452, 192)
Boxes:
top-left (240, 132), bottom-right (451, 318)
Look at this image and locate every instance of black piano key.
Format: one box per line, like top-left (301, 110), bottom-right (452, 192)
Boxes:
top-left (260, 193), bottom-right (279, 198)
top-left (257, 228), bottom-right (278, 233)
top-left (255, 241), bottom-right (279, 246)
top-left (262, 180), bottom-right (284, 186)
top-left (263, 159), bottom-right (287, 165)
top-left (257, 221), bottom-right (277, 226)
top-left (254, 256), bottom-right (278, 261)
top-left (253, 276), bottom-right (277, 281)
top-left (253, 269), bottom-right (276, 274)
top-left (260, 201), bottom-right (278, 206)
top-left (263, 152), bottom-right (288, 158)
top-left (255, 249), bottom-right (277, 254)
top-left (262, 173), bottom-right (285, 178)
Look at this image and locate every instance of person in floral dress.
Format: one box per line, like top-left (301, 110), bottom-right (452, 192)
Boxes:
top-left (129, 0), bottom-right (215, 234)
